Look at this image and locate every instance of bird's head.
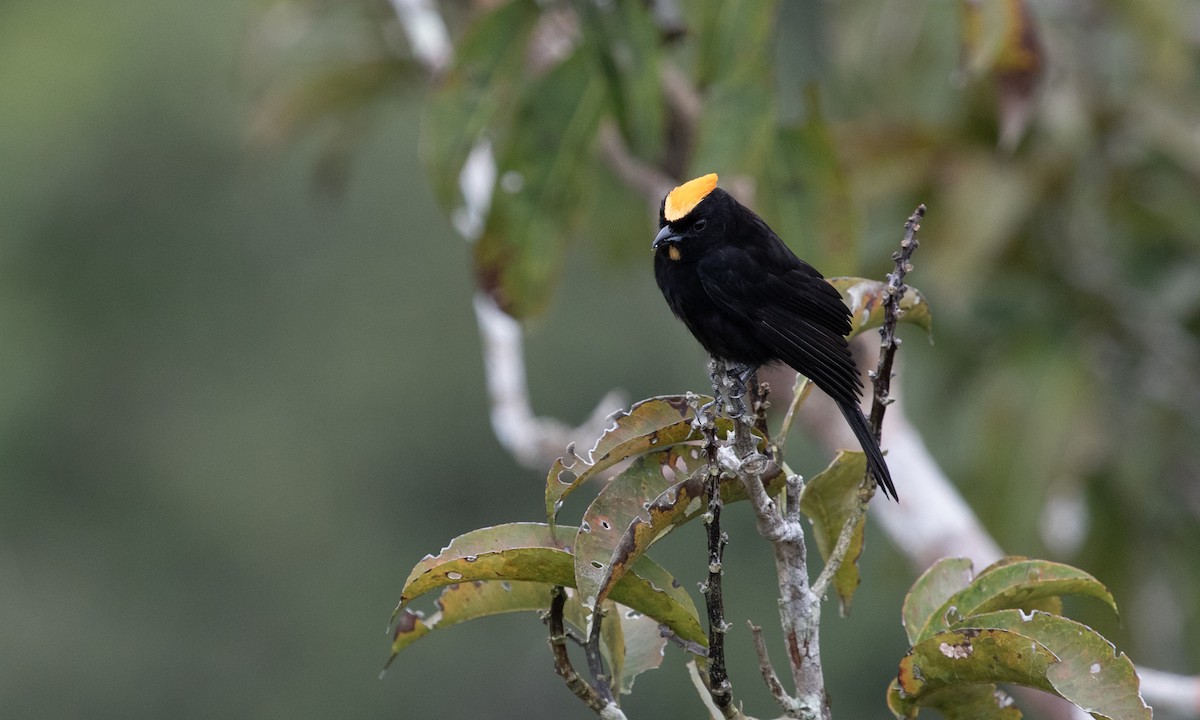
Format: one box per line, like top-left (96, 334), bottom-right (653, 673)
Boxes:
top-left (653, 173), bottom-right (729, 262)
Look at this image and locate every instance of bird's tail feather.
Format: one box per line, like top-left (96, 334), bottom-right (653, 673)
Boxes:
top-left (838, 401), bottom-right (898, 502)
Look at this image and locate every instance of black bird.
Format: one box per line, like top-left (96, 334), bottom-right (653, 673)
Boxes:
top-left (652, 173), bottom-right (897, 501)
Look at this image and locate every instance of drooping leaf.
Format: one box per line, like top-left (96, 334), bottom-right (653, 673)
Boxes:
top-left (589, 452), bottom-right (786, 621)
top-left (599, 598), bottom-right (626, 692)
top-left (961, 610), bottom-right (1151, 720)
top-left (914, 557), bottom-right (1118, 643)
top-left (887, 628), bottom-right (1058, 717)
top-left (915, 684), bottom-right (1023, 720)
top-left (474, 47), bottom-right (607, 318)
top-left (546, 395), bottom-right (716, 520)
top-left (575, 448), bottom-right (706, 611)
top-left (554, 590), bottom-right (666, 694)
top-left (389, 580), bottom-right (553, 657)
top-left (902, 557), bottom-right (975, 645)
top-left (390, 522), bottom-right (705, 652)
top-left (613, 605), bottom-right (669, 694)
top-left (420, 0), bottom-right (540, 211)
top-left (828, 276), bottom-right (933, 339)
top-left (800, 450), bottom-right (868, 613)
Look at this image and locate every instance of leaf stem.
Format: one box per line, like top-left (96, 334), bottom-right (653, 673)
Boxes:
top-left (548, 586), bottom-right (607, 713)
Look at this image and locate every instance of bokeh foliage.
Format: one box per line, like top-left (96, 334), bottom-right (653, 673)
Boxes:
top-left (279, 0), bottom-right (1198, 708)
top-left (4, 0), bottom-right (1198, 718)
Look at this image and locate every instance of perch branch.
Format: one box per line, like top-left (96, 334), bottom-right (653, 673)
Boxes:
top-left (710, 359), bottom-right (828, 720)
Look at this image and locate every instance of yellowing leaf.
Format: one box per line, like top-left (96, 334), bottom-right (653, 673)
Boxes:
top-left (828, 277), bottom-right (933, 339)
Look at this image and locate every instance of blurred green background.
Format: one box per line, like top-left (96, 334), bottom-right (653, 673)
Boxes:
top-left (2, 0), bottom-right (1197, 718)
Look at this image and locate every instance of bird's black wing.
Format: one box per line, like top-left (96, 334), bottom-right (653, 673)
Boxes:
top-left (695, 243), bottom-right (862, 408)
top-left (696, 243), bottom-right (897, 501)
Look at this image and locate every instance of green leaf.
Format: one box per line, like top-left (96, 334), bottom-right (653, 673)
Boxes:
top-left (688, 0), bottom-right (777, 177)
top-left (546, 395), bottom-right (716, 520)
top-left (915, 684), bottom-right (1023, 720)
top-left (961, 610), bottom-right (1151, 720)
top-left (692, 0), bottom-right (777, 90)
top-left (575, 448), bottom-right (707, 612)
top-left (915, 557), bottom-right (1118, 643)
top-left (887, 628), bottom-right (1059, 717)
top-left (390, 522), bottom-right (705, 657)
top-left (474, 47), bottom-right (607, 318)
top-left (585, 0), bottom-right (664, 160)
top-left (613, 605), bottom-right (668, 694)
top-left (599, 598), bottom-right (626, 692)
top-left (828, 277), bottom-right (933, 340)
top-left (420, 0), bottom-right (540, 210)
top-left (389, 580), bottom-right (553, 658)
top-left (764, 87), bottom-right (860, 274)
top-left (800, 451), bottom-right (868, 613)
top-left (902, 557), bottom-right (975, 645)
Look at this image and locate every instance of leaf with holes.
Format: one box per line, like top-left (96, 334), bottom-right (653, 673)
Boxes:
top-left (546, 395), bottom-right (707, 520)
top-left (574, 447), bottom-right (707, 611)
top-left (389, 580), bottom-right (552, 660)
top-left (902, 557), bottom-right (975, 645)
top-left (961, 610), bottom-right (1150, 720)
top-left (390, 522), bottom-right (705, 655)
top-left (887, 628), bottom-right (1058, 717)
top-left (829, 277), bottom-right (932, 340)
top-left (800, 450), bottom-right (868, 613)
top-left (914, 558), bottom-right (1118, 643)
top-left (587, 453), bottom-right (787, 621)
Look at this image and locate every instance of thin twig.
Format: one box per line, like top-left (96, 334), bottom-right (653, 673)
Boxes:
top-left (868, 204), bottom-right (925, 441)
top-left (748, 622), bottom-right (796, 714)
top-left (776, 376), bottom-right (813, 453)
top-left (699, 409), bottom-right (735, 716)
top-left (548, 586), bottom-right (606, 713)
top-left (811, 205), bottom-right (925, 601)
top-left (810, 512), bottom-right (864, 601)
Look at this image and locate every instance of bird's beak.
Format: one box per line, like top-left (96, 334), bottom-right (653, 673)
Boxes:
top-left (653, 225), bottom-right (681, 250)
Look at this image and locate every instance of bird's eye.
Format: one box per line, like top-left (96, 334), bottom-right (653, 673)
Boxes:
top-left (694, 219), bottom-right (707, 232)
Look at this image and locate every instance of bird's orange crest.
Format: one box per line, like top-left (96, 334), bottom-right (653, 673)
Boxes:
top-left (663, 173), bottom-right (718, 222)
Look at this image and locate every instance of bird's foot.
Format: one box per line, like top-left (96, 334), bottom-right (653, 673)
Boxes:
top-left (694, 397), bottom-right (718, 427)
top-left (708, 360), bottom-right (757, 420)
